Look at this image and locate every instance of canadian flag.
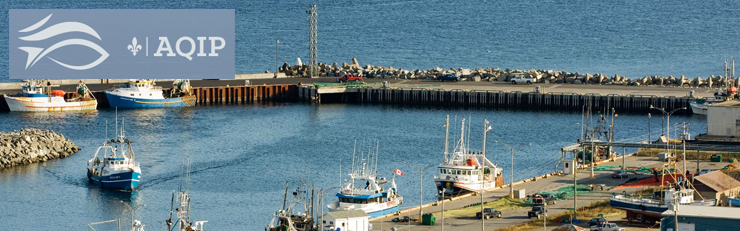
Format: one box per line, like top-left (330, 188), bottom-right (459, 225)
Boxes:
top-left (394, 168), bottom-right (403, 176)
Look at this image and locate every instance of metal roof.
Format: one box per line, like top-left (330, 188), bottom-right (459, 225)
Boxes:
top-left (324, 210), bottom-right (370, 219)
top-left (661, 205), bottom-right (740, 219)
top-left (694, 171), bottom-right (740, 192)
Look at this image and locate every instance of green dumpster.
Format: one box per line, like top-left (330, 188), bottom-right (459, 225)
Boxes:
top-left (422, 213), bottom-right (436, 225)
top-left (711, 154), bottom-right (722, 162)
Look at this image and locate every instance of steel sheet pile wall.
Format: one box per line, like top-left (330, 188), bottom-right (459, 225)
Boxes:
top-left (191, 84), bottom-right (297, 104)
top-left (353, 88), bottom-right (689, 113)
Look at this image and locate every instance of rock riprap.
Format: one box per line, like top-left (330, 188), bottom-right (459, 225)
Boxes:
top-left (0, 128), bottom-right (79, 169)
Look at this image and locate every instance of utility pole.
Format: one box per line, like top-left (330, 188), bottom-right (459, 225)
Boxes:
top-left (274, 40), bottom-right (280, 78)
top-left (573, 156), bottom-right (577, 222)
top-left (648, 113), bottom-right (651, 143)
top-left (440, 188), bottom-right (445, 231)
top-left (308, 4), bottom-right (318, 78)
top-left (481, 189), bottom-right (484, 231)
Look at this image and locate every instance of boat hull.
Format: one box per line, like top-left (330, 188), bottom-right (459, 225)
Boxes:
top-left (88, 170), bottom-right (141, 191)
top-left (105, 92), bottom-right (196, 108)
top-left (326, 200), bottom-right (402, 218)
top-left (730, 197), bottom-right (740, 207)
top-left (435, 178), bottom-right (500, 197)
top-left (4, 95), bottom-right (97, 112)
top-left (689, 102), bottom-right (708, 115)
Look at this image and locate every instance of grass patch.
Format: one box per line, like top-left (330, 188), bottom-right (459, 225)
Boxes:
top-left (494, 200), bottom-right (626, 231)
top-left (430, 196), bottom-right (528, 218)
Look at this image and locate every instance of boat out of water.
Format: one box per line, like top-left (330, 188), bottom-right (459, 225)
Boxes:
top-left (105, 79), bottom-right (196, 108)
top-left (690, 61), bottom-right (738, 115)
top-left (4, 79), bottom-right (97, 112)
top-left (434, 116), bottom-right (504, 198)
top-left (729, 195), bottom-right (740, 207)
top-left (86, 119), bottom-right (142, 191)
top-left (326, 141), bottom-right (403, 218)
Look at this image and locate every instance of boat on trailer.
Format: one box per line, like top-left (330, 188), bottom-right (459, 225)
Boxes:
top-left (434, 116), bottom-right (504, 198)
top-left (86, 119), bottom-right (141, 191)
top-left (326, 141), bottom-right (403, 218)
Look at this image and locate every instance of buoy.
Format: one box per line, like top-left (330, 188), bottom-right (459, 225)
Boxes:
top-left (51, 90), bottom-right (65, 97)
top-left (466, 158), bottom-right (477, 166)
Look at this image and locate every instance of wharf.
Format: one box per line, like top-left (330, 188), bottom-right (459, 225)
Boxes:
top-left (370, 154), bottom-right (727, 231)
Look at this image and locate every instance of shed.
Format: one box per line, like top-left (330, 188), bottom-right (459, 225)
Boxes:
top-left (660, 205), bottom-right (740, 231)
top-left (321, 210), bottom-right (370, 231)
top-left (707, 101), bottom-right (740, 137)
top-left (693, 171), bottom-right (740, 205)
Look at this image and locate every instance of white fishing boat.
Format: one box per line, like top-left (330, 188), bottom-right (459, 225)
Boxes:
top-left (4, 79), bottom-right (97, 112)
top-left (690, 61), bottom-right (738, 115)
top-left (266, 182), bottom-right (316, 231)
top-left (434, 116), bottom-right (504, 198)
top-left (105, 79), bottom-right (196, 109)
top-left (326, 141), bottom-right (403, 218)
top-left (166, 163), bottom-right (208, 231)
top-left (86, 119), bottom-right (142, 191)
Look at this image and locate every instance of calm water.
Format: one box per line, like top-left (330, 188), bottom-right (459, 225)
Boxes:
top-left (3, 0), bottom-right (740, 82)
top-left (0, 104), bottom-right (707, 230)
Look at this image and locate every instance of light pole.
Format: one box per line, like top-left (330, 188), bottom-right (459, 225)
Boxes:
top-left (648, 113), bottom-right (652, 143)
top-left (495, 141), bottom-right (531, 198)
top-left (439, 188), bottom-right (445, 231)
top-left (404, 161), bottom-right (435, 220)
top-left (650, 105), bottom-right (686, 153)
top-left (275, 40), bottom-right (280, 78)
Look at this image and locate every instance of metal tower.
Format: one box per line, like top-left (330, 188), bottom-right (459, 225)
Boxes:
top-left (308, 4), bottom-right (318, 78)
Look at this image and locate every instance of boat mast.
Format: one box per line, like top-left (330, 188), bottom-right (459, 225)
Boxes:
top-left (459, 119), bottom-right (466, 154)
top-left (482, 119), bottom-right (491, 157)
top-left (282, 181), bottom-right (289, 210)
top-left (374, 140), bottom-right (379, 177)
top-left (444, 115), bottom-right (450, 163)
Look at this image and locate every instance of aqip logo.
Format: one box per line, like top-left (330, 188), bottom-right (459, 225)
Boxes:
top-left (10, 9), bottom-right (235, 79)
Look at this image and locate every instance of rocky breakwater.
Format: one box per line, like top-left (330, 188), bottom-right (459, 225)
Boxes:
top-left (280, 58), bottom-right (739, 88)
top-left (0, 128), bottom-right (79, 169)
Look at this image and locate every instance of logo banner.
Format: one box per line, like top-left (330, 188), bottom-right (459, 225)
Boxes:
top-left (10, 9), bottom-right (235, 79)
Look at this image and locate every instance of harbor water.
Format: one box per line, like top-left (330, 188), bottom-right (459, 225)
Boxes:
top-left (0, 104), bottom-right (707, 230)
top-left (3, 0), bottom-right (740, 82)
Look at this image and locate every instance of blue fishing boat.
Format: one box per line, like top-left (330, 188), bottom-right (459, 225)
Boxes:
top-left (86, 119), bottom-right (142, 190)
top-left (729, 196), bottom-right (740, 207)
top-left (105, 79), bottom-right (196, 109)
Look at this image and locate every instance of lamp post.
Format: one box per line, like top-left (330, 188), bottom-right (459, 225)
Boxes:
top-left (404, 161), bottom-right (435, 220)
top-left (439, 188), bottom-right (445, 231)
top-left (650, 105), bottom-right (686, 153)
top-left (495, 141), bottom-right (531, 198)
top-left (648, 113), bottom-right (652, 143)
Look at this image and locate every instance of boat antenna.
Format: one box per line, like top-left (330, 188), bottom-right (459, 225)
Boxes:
top-left (444, 115), bottom-right (450, 163)
top-left (105, 120), bottom-right (108, 140)
top-left (121, 118), bottom-right (125, 139)
top-left (467, 116), bottom-right (471, 152)
top-left (374, 140), bottom-right (380, 177)
top-left (282, 181), bottom-right (289, 210)
top-left (338, 147), bottom-right (342, 191)
top-left (179, 159), bottom-right (185, 192)
top-left (351, 139), bottom-right (357, 188)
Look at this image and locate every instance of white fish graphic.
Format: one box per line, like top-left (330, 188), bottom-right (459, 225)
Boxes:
top-left (18, 14), bottom-right (109, 70)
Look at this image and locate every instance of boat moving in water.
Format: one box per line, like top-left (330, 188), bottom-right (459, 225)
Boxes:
top-left (166, 162), bottom-right (208, 231)
top-left (266, 182), bottom-right (316, 231)
top-left (435, 116), bottom-right (504, 198)
top-left (3, 79), bottom-right (97, 112)
top-left (326, 141), bottom-right (403, 218)
top-left (86, 119), bottom-right (142, 191)
top-left (105, 79), bottom-right (196, 108)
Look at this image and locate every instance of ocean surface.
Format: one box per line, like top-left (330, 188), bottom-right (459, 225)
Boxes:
top-left (2, 0), bottom-right (740, 82)
top-left (0, 104), bottom-right (707, 230)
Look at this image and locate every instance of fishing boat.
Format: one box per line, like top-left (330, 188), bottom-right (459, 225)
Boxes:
top-left (166, 163), bottom-right (208, 231)
top-left (3, 79), bottom-right (97, 112)
top-left (266, 182), bottom-right (316, 231)
top-left (326, 141), bottom-right (403, 218)
top-left (690, 61), bottom-right (738, 115)
top-left (729, 195), bottom-right (740, 207)
top-left (86, 119), bottom-right (142, 191)
top-left (434, 116), bottom-right (504, 198)
top-left (105, 79), bottom-right (196, 108)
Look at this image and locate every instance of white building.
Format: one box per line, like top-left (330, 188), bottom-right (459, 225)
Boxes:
top-left (707, 101), bottom-right (740, 137)
top-left (321, 210), bottom-right (370, 231)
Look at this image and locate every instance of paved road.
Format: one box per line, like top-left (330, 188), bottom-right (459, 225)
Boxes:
top-left (370, 155), bottom-right (727, 231)
top-left (0, 77), bottom-right (717, 98)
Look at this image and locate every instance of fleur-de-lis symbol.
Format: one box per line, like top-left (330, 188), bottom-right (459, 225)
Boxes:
top-left (127, 37), bottom-right (142, 56)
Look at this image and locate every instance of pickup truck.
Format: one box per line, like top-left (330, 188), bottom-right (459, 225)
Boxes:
top-left (510, 76), bottom-right (536, 84)
top-left (527, 206), bottom-right (546, 219)
top-left (532, 193), bottom-right (556, 205)
top-left (591, 223), bottom-right (625, 231)
top-left (476, 208), bottom-right (502, 219)
top-left (337, 74), bottom-right (363, 82)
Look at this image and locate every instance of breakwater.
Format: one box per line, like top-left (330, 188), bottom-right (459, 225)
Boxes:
top-left (300, 86), bottom-right (690, 114)
top-left (0, 128), bottom-right (79, 169)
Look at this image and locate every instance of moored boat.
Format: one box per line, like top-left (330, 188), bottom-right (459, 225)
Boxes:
top-left (690, 61), bottom-right (738, 115)
top-left (3, 79), bottom-right (97, 112)
top-left (266, 182), bottom-right (316, 231)
top-left (729, 195), bottom-right (740, 207)
top-left (105, 79), bottom-right (196, 108)
top-left (609, 186), bottom-right (715, 223)
top-left (434, 116), bottom-right (504, 198)
top-left (326, 141), bottom-right (403, 218)
top-left (86, 119), bottom-right (142, 191)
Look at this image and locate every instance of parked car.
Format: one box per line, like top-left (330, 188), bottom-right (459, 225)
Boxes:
top-left (591, 223), bottom-right (625, 231)
top-left (532, 193), bottom-right (557, 205)
top-left (611, 170), bottom-right (629, 179)
top-left (476, 208), bottom-right (502, 219)
top-left (586, 217), bottom-right (608, 227)
top-left (438, 74), bottom-right (460, 82)
top-left (698, 168), bottom-right (713, 175)
top-left (391, 216), bottom-right (415, 222)
top-left (337, 74), bottom-right (363, 82)
top-left (527, 206), bottom-right (546, 219)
